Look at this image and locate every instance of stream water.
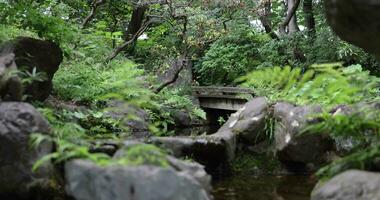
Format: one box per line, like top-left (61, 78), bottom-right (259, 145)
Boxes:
top-left (212, 174), bottom-right (316, 200)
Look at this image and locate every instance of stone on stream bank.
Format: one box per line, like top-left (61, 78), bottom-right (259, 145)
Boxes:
top-left (65, 145), bottom-right (212, 200)
top-left (0, 102), bottom-right (54, 199)
top-left (311, 170), bottom-right (380, 200)
top-left (0, 37), bottom-right (63, 101)
top-left (325, 0), bottom-right (380, 60)
top-left (273, 103), bottom-right (334, 172)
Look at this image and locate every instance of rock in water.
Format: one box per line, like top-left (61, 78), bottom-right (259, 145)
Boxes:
top-left (311, 170), bottom-right (380, 200)
top-left (0, 102), bottom-right (53, 198)
top-left (273, 103), bottom-right (333, 172)
top-left (325, 0), bottom-right (380, 60)
top-left (226, 97), bottom-right (269, 145)
top-left (0, 37), bottom-right (63, 101)
top-left (65, 159), bottom-right (212, 200)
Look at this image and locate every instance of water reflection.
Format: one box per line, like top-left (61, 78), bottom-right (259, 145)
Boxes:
top-left (213, 174), bottom-right (316, 200)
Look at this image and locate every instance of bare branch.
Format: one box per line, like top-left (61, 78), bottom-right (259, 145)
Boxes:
top-left (82, 0), bottom-right (107, 29)
top-left (279, 0), bottom-right (301, 34)
top-left (154, 58), bottom-right (188, 94)
top-left (106, 20), bottom-right (154, 62)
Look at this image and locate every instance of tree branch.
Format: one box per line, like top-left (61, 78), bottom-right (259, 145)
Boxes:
top-left (279, 0), bottom-right (300, 34)
top-left (82, 0), bottom-right (107, 29)
top-left (154, 58), bottom-right (188, 94)
top-left (106, 20), bottom-right (154, 62)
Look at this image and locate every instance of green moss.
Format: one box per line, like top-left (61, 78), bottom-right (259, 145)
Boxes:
top-left (112, 144), bottom-right (170, 168)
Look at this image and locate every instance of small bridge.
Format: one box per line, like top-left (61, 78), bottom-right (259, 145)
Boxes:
top-left (192, 86), bottom-right (255, 111)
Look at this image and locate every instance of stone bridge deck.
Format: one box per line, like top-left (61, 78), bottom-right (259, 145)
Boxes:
top-left (192, 86), bottom-right (255, 111)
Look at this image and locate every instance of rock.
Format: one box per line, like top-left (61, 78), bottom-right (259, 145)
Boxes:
top-left (148, 135), bottom-right (232, 172)
top-left (325, 0), bottom-right (380, 60)
top-left (106, 100), bottom-right (150, 137)
top-left (65, 159), bottom-right (211, 200)
top-left (114, 142), bottom-right (212, 194)
top-left (0, 37), bottom-right (63, 101)
top-left (0, 53), bottom-right (23, 101)
top-left (227, 97), bottom-right (269, 144)
top-left (0, 102), bottom-right (53, 198)
top-left (274, 104), bottom-right (333, 171)
top-left (172, 110), bottom-right (192, 127)
top-left (311, 170), bottom-right (380, 200)
top-left (166, 156), bottom-right (212, 193)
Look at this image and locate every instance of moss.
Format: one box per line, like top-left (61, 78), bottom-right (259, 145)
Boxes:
top-left (112, 144), bottom-right (170, 168)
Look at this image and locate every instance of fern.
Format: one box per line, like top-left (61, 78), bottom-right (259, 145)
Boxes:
top-left (238, 63), bottom-right (379, 106)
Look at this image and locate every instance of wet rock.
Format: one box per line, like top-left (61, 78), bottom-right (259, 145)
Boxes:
top-left (114, 142), bottom-right (212, 193)
top-left (65, 159), bottom-right (211, 200)
top-left (311, 170), bottom-right (380, 200)
top-left (227, 97), bottom-right (270, 144)
top-left (0, 37), bottom-right (63, 101)
top-left (0, 102), bottom-right (53, 198)
top-left (324, 0), bottom-right (380, 60)
top-left (273, 104), bottom-right (333, 171)
top-left (0, 53), bottom-right (23, 101)
top-left (148, 135), bottom-right (232, 171)
top-left (106, 100), bottom-right (151, 137)
top-left (172, 110), bottom-right (192, 127)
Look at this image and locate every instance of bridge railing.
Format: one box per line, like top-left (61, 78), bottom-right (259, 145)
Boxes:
top-left (192, 86), bottom-right (254, 99)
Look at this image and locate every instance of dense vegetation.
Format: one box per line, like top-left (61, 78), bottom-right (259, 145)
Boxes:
top-left (0, 0), bottom-right (379, 190)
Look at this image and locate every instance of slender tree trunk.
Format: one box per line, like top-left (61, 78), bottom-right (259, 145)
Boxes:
top-left (259, 0), bottom-right (278, 39)
top-left (287, 0), bottom-right (300, 33)
top-left (124, 6), bottom-right (147, 41)
top-left (303, 0), bottom-right (316, 37)
top-left (279, 0), bottom-right (300, 34)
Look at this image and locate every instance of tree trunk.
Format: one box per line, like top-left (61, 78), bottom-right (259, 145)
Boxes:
top-left (123, 6), bottom-right (147, 54)
top-left (303, 0), bottom-right (316, 37)
top-left (287, 0), bottom-right (300, 34)
top-left (259, 0), bottom-right (278, 39)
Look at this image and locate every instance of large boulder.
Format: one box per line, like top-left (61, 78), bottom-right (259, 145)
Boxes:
top-left (0, 37), bottom-right (63, 101)
top-left (148, 135), bottom-right (233, 172)
top-left (325, 0), bottom-right (380, 60)
top-left (225, 97), bottom-right (269, 144)
top-left (0, 102), bottom-right (53, 198)
top-left (311, 170), bottom-right (380, 200)
top-left (273, 103), bottom-right (333, 171)
top-left (65, 159), bottom-right (211, 200)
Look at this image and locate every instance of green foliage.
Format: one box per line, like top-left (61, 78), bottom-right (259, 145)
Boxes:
top-left (239, 64), bottom-right (379, 106)
top-left (115, 144), bottom-right (170, 167)
top-left (54, 60), bottom-right (150, 104)
top-left (303, 109), bottom-right (380, 179)
top-left (195, 27), bottom-right (269, 85)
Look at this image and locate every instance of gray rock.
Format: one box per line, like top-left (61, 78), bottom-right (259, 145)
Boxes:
top-left (0, 102), bottom-right (53, 197)
top-left (65, 159), bottom-right (211, 200)
top-left (228, 97), bottom-right (269, 144)
top-left (325, 0), bottom-right (380, 60)
top-left (148, 135), bottom-right (233, 170)
top-left (311, 170), bottom-right (380, 200)
top-left (0, 37), bottom-right (63, 101)
top-left (114, 142), bottom-right (212, 194)
top-left (172, 110), bottom-right (192, 127)
top-left (274, 104), bottom-right (333, 171)
top-left (106, 100), bottom-right (150, 136)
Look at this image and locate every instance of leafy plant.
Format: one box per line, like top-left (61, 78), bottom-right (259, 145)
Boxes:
top-left (238, 63), bottom-right (379, 106)
top-left (303, 108), bottom-right (380, 179)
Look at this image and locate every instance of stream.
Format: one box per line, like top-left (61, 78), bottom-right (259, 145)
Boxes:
top-left (175, 126), bottom-right (316, 200)
top-left (212, 174), bottom-right (316, 200)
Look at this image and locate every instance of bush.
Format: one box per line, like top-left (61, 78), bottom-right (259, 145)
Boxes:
top-left (238, 63), bottom-right (380, 106)
top-left (195, 27), bottom-right (269, 85)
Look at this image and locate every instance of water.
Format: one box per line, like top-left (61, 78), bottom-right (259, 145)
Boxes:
top-left (213, 174), bottom-right (316, 200)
